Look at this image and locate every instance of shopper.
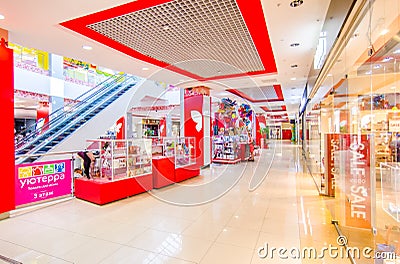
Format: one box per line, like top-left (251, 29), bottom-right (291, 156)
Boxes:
top-left (248, 133), bottom-right (255, 161)
top-left (77, 150), bottom-right (94, 179)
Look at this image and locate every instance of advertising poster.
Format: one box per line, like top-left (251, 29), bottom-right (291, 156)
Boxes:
top-left (324, 133), bottom-right (340, 197)
top-left (15, 159), bottom-right (72, 206)
top-left (341, 134), bottom-right (372, 229)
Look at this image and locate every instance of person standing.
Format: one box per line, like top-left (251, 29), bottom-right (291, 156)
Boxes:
top-left (248, 132), bottom-right (255, 161)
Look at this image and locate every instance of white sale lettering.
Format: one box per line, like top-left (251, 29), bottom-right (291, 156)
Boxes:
top-left (349, 138), bottom-right (367, 220)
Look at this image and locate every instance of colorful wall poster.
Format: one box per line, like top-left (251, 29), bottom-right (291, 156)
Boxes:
top-left (15, 159), bottom-right (72, 206)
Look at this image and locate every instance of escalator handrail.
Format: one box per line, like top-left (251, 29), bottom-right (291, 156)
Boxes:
top-left (16, 73), bottom-right (126, 139)
top-left (15, 77), bottom-right (139, 164)
top-left (15, 74), bottom-right (133, 150)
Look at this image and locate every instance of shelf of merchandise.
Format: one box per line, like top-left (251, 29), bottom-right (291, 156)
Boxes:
top-left (74, 138), bottom-right (153, 205)
top-left (375, 132), bottom-right (392, 171)
top-left (174, 137), bottom-right (199, 182)
top-left (212, 135), bottom-right (241, 164)
top-left (152, 137), bottom-right (198, 186)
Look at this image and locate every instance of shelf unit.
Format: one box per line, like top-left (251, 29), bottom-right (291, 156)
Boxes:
top-left (87, 138), bottom-right (152, 181)
top-left (161, 137), bottom-right (196, 168)
top-left (375, 132), bottom-right (392, 169)
top-left (212, 135), bottom-right (240, 163)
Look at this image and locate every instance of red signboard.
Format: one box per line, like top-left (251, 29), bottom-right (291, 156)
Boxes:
top-left (184, 86), bottom-right (210, 97)
top-left (341, 134), bottom-right (372, 229)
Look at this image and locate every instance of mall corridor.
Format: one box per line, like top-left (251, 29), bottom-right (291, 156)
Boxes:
top-left (0, 142), bottom-right (351, 264)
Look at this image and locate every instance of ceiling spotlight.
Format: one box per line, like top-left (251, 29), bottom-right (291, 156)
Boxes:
top-left (291, 77), bottom-right (297, 81)
top-left (290, 43), bottom-right (300, 47)
top-left (0, 14), bottom-right (5, 20)
top-left (391, 86), bottom-right (396, 90)
top-left (82, 45), bottom-right (93, 50)
top-left (142, 67), bottom-right (149, 71)
top-left (394, 49), bottom-right (400, 54)
top-left (291, 64), bottom-right (298, 68)
top-left (290, 0), bottom-right (304, 8)
top-left (373, 64), bottom-right (382, 69)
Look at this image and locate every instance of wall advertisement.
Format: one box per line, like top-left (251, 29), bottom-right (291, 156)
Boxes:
top-left (15, 159), bottom-right (72, 206)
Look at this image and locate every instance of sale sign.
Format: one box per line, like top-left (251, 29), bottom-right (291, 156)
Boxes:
top-left (15, 159), bottom-right (72, 206)
top-left (325, 133), bottom-right (340, 197)
top-left (340, 134), bottom-right (373, 229)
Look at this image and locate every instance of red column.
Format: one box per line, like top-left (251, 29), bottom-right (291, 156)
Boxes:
top-left (0, 38), bottom-right (15, 215)
top-left (183, 86), bottom-right (211, 168)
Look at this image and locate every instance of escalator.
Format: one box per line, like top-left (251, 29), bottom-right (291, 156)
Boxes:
top-left (15, 74), bottom-right (142, 164)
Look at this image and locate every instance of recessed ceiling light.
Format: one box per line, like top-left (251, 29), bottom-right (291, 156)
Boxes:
top-left (365, 70), bottom-right (372, 75)
top-left (327, 73), bottom-right (333, 77)
top-left (391, 86), bottom-right (396, 90)
top-left (373, 64), bottom-right (382, 69)
top-left (142, 67), bottom-right (149, 71)
top-left (82, 45), bottom-right (93, 50)
top-left (394, 49), bottom-right (400, 54)
top-left (290, 0), bottom-right (303, 7)
top-left (0, 14), bottom-right (5, 20)
top-left (380, 29), bottom-right (389, 36)
top-left (290, 43), bottom-right (300, 47)
top-left (291, 77), bottom-right (297, 81)
top-left (291, 64), bottom-right (298, 68)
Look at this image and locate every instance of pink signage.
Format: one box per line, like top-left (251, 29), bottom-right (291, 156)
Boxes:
top-left (15, 159), bottom-right (72, 206)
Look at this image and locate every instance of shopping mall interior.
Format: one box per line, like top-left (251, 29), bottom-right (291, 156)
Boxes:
top-left (0, 0), bottom-right (400, 263)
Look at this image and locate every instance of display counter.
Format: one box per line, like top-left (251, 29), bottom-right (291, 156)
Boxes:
top-left (152, 156), bottom-right (175, 188)
top-left (74, 138), bottom-right (153, 204)
top-left (152, 137), bottom-right (198, 186)
top-left (74, 175), bottom-right (152, 205)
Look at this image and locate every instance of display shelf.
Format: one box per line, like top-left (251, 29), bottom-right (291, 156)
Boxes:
top-left (212, 135), bottom-right (239, 163)
top-left (151, 137), bottom-right (198, 186)
top-left (86, 138), bottom-right (152, 181)
top-left (375, 132), bottom-right (392, 169)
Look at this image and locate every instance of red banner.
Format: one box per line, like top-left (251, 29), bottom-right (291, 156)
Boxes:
top-left (325, 134), bottom-right (340, 197)
top-left (341, 134), bottom-right (372, 229)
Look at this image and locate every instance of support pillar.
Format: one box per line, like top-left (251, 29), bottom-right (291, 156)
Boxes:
top-left (0, 37), bottom-right (15, 216)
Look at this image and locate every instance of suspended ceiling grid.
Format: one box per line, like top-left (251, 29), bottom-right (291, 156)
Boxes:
top-left (60, 0), bottom-right (277, 81)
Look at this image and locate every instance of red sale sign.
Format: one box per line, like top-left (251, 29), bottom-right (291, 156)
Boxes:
top-left (15, 159), bottom-right (72, 206)
top-left (340, 134), bottom-right (372, 229)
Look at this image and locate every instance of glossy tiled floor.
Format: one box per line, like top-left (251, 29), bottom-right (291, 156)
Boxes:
top-left (0, 141), bottom-right (352, 264)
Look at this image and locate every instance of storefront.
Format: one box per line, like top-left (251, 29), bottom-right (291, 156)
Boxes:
top-left (303, 0), bottom-right (400, 257)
